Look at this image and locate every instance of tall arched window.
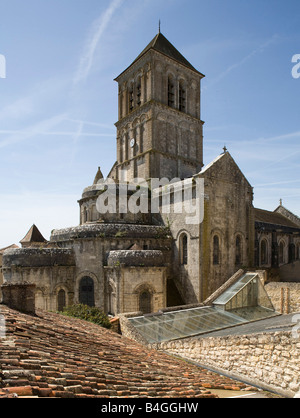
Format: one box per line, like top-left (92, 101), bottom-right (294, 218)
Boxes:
top-left (179, 81), bottom-right (186, 112)
top-left (213, 235), bottom-right (220, 265)
top-left (279, 241), bottom-right (285, 265)
top-left (129, 84), bottom-right (134, 112)
top-left (235, 235), bottom-right (242, 265)
top-left (260, 239), bottom-right (268, 266)
top-left (180, 233), bottom-right (188, 265)
top-left (136, 77), bottom-right (141, 106)
top-left (57, 289), bottom-right (66, 312)
top-left (79, 277), bottom-right (95, 307)
top-left (139, 290), bottom-right (152, 314)
top-left (168, 76), bottom-right (175, 108)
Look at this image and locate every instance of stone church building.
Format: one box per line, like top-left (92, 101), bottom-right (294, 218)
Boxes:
top-left (1, 32), bottom-right (300, 315)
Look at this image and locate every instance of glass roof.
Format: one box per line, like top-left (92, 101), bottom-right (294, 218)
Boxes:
top-left (128, 273), bottom-right (278, 344)
top-left (129, 306), bottom-right (248, 344)
top-left (213, 273), bottom-right (257, 305)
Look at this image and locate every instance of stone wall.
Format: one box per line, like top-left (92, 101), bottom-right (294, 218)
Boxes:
top-left (266, 282), bottom-right (300, 314)
top-left (279, 261), bottom-right (300, 283)
top-left (156, 330), bottom-right (300, 397)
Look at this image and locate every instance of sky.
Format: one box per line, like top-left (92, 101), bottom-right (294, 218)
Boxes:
top-left (0, 0), bottom-right (299, 248)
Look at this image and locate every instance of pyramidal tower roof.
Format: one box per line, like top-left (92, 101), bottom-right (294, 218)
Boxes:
top-left (116, 32), bottom-right (204, 79)
top-left (20, 224), bottom-right (47, 246)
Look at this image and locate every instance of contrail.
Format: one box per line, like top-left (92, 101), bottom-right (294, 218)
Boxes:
top-left (74, 0), bottom-right (124, 84)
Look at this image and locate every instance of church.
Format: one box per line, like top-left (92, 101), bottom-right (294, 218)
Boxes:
top-left (1, 31), bottom-right (300, 316)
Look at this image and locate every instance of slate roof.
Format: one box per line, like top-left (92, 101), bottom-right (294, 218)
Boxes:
top-left (115, 32), bottom-right (205, 79)
top-left (0, 306), bottom-right (251, 398)
top-left (254, 208), bottom-right (300, 229)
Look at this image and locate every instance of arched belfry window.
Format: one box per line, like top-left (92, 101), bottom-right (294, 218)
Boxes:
top-left (129, 84), bottom-right (134, 112)
top-left (139, 290), bottom-right (152, 314)
top-left (179, 81), bottom-right (186, 112)
top-left (136, 77), bottom-right (141, 107)
top-left (213, 235), bottom-right (220, 265)
top-left (79, 277), bottom-right (95, 307)
top-left (168, 76), bottom-right (175, 108)
top-left (180, 233), bottom-right (188, 265)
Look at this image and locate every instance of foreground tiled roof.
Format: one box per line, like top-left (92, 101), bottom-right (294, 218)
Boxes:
top-left (0, 306), bottom-right (250, 398)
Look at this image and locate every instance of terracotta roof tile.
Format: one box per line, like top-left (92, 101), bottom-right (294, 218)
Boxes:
top-left (0, 306), bottom-right (251, 398)
top-left (20, 224), bottom-right (47, 244)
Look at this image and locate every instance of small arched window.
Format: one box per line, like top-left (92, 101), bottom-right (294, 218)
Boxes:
top-left (213, 235), bottom-right (220, 265)
top-left (180, 234), bottom-right (188, 265)
top-left (83, 207), bottom-right (88, 223)
top-left (57, 289), bottom-right (66, 312)
top-left (139, 290), bottom-right (152, 314)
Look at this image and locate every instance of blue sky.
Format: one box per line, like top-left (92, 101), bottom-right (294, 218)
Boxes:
top-left (0, 0), bottom-right (299, 247)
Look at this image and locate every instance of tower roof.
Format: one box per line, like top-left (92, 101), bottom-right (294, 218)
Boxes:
top-left (20, 225), bottom-right (47, 245)
top-left (115, 32), bottom-right (205, 79)
top-left (93, 167), bottom-right (104, 185)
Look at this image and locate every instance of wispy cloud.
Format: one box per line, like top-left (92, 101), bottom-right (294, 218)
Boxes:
top-left (73, 0), bottom-right (124, 84)
top-left (0, 129), bottom-right (114, 137)
top-left (0, 113), bottom-right (68, 149)
top-left (206, 34), bottom-right (280, 88)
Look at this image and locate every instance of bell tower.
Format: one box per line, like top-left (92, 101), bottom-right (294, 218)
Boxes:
top-left (113, 32), bottom-right (205, 182)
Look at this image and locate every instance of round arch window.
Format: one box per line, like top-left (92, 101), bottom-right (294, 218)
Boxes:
top-left (139, 290), bottom-right (152, 314)
top-left (79, 277), bottom-right (95, 307)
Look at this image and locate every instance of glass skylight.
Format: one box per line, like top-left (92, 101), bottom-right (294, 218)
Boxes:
top-left (128, 273), bottom-right (278, 344)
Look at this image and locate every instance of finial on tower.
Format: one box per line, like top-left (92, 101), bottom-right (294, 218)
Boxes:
top-left (280, 198), bottom-right (283, 206)
top-left (159, 19), bottom-right (161, 33)
top-left (223, 145), bottom-right (228, 154)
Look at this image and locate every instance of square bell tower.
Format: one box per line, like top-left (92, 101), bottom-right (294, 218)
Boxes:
top-left (113, 31), bottom-right (205, 183)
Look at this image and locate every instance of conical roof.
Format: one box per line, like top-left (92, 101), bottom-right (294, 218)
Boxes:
top-left (93, 167), bottom-right (104, 185)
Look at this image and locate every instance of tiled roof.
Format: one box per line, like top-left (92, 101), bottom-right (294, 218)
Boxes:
top-left (20, 225), bottom-right (47, 244)
top-left (0, 306), bottom-right (250, 398)
top-left (255, 208), bottom-right (300, 229)
top-left (115, 32), bottom-right (205, 79)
